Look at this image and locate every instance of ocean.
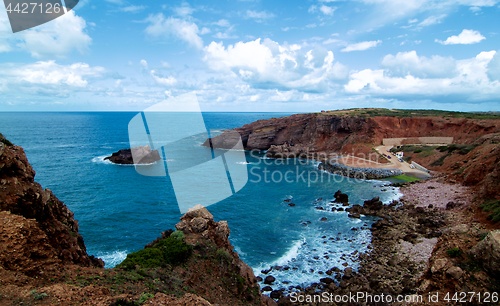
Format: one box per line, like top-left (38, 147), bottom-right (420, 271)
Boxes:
top-left (0, 112), bottom-right (400, 291)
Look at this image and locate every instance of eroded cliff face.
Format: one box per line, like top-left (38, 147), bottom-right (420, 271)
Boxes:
top-left (211, 113), bottom-right (499, 155)
top-left (209, 113), bottom-right (499, 200)
top-left (370, 116), bottom-right (499, 144)
top-left (212, 113), bottom-right (376, 155)
top-left (0, 134), bottom-right (103, 276)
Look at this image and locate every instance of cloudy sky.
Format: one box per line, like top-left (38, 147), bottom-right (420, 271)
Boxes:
top-left (0, 0), bottom-right (499, 111)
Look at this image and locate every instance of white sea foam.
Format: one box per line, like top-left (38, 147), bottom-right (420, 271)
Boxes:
top-left (91, 155), bottom-right (113, 165)
top-left (234, 245), bottom-right (247, 257)
top-left (97, 250), bottom-right (128, 268)
top-left (271, 238), bottom-right (305, 266)
top-left (92, 155), bottom-right (168, 167)
top-left (236, 161), bottom-right (252, 165)
top-left (253, 216), bottom-right (373, 296)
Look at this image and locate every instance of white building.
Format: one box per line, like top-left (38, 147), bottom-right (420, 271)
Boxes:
top-left (395, 151), bottom-right (404, 161)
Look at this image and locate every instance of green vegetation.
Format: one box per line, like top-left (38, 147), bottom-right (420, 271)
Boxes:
top-left (110, 299), bottom-right (140, 306)
top-left (118, 230), bottom-right (192, 270)
top-left (481, 199), bottom-right (500, 223)
top-left (30, 290), bottom-right (48, 301)
top-left (390, 145), bottom-right (438, 154)
top-left (430, 155), bottom-right (448, 167)
top-left (319, 108), bottom-right (500, 119)
top-left (138, 292), bottom-right (154, 304)
top-left (0, 133), bottom-right (13, 146)
top-left (446, 247), bottom-right (462, 258)
top-left (215, 248), bottom-right (232, 265)
top-left (389, 144), bottom-right (478, 168)
top-left (437, 144), bottom-right (478, 155)
top-left (390, 174), bottom-right (420, 183)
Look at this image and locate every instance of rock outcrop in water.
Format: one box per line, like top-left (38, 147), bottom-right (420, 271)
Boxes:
top-left (105, 146), bottom-right (161, 165)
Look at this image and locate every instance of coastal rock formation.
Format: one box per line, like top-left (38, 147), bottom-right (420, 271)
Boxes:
top-left (333, 190), bottom-right (348, 204)
top-left (0, 134), bottom-right (103, 274)
top-left (207, 112), bottom-right (499, 160)
top-left (319, 161), bottom-right (402, 179)
top-left (0, 134), bottom-right (270, 306)
top-left (104, 146), bottom-right (161, 164)
top-left (175, 204), bottom-right (261, 304)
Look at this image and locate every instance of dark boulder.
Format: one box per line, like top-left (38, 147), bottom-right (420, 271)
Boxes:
top-left (264, 275), bottom-right (276, 284)
top-left (363, 197), bottom-right (383, 210)
top-left (105, 146), bottom-right (161, 165)
top-left (270, 290), bottom-right (282, 299)
top-left (320, 277), bottom-right (334, 284)
top-left (334, 190), bottom-right (349, 204)
top-left (261, 286), bottom-right (273, 292)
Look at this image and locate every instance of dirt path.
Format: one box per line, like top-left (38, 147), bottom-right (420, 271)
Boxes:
top-left (333, 145), bottom-right (431, 178)
top-left (375, 145), bottom-right (431, 178)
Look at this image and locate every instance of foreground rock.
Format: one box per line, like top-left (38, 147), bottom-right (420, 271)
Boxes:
top-left (104, 146), bottom-right (161, 164)
top-left (0, 134), bottom-right (103, 273)
top-left (470, 230), bottom-right (500, 277)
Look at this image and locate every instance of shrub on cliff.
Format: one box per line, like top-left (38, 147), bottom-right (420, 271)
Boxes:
top-left (481, 199), bottom-right (500, 223)
top-left (118, 230), bottom-right (192, 270)
top-left (0, 133), bottom-right (13, 146)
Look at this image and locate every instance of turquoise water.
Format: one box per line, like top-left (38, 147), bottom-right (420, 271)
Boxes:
top-left (0, 112), bottom-right (400, 291)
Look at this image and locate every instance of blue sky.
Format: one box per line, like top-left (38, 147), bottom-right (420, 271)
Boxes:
top-left (0, 0), bottom-right (499, 111)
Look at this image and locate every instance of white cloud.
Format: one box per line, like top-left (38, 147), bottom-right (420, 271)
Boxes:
top-left (120, 5), bottom-right (146, 13)
top-left (382, 51), bottom-right (456, 78)
top-left (487, 50), bottom-right (500, 81)
top-left (436, 29), bottom-right (485, 45)
top-left (200, 27), bottom-right (211, 35)
top-left (320, 5), bottom-right (336, 15)
top-left (174, 3), bottom-right (195, 17)
top-left (140, 59), bottom-right (148, 69)
top-left (341, 40), bottom-right (381, 52)
top-left (308, 4), bottom-right (336, 15)
top-left (345, 50), bottom-right (500, 102)
top-left (2, 10), bottom-right (92, 58)
top-left (214, 19), bottom-right (231, 27)
top-left (0, 10), bottom-right (12, 53)
top-left (145, 14), bottom-right (203, 49)
top-left (245, 10), bottom-right (275, 22)
top-left (150, 70), bottom-right (177, 86)
top-left (203, 38), bottom-right (347, 92)
top-left (3, 60), bottom-right (104, 87)
top-left (357, 0), bottom-right (498, 32)
top-left (417, 14), bottom-right (447, 27)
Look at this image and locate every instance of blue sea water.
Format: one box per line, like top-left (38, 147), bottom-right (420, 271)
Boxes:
top-left (0, 112), bottom-right (400, 292)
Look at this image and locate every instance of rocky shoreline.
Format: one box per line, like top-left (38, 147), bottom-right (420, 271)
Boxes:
top-left (259, 180), bottom-right (499, 305)
top-left (318, 161), bottom-right (403, 180)
top-left (253, 188), bottom-right (445, 304)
